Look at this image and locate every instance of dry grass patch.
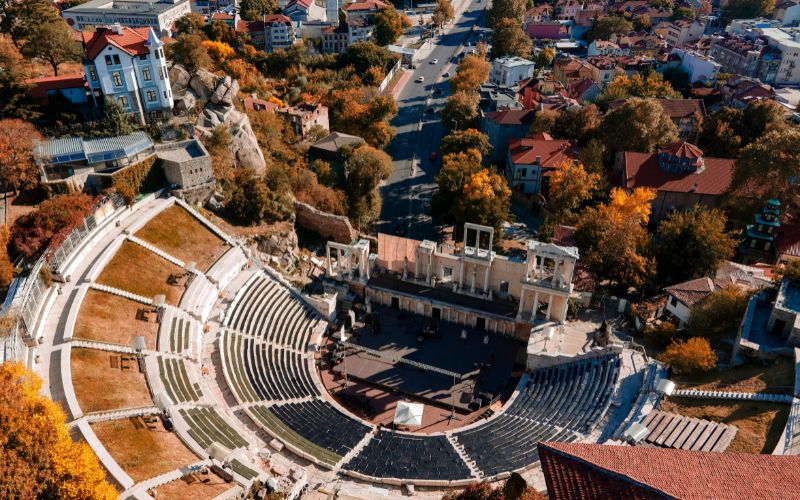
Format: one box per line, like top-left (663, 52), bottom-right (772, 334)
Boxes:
top-left (659, 398), bottom-right (790, 454)
top-left (672, 358), bottom-right (795, 394)
top-left (71, 348), bottom-right (152, 413)
top-left (74, 290), bottom-right (159, 348)
top-left (135, 205), bottom-right (228, 272)
top-left (155, 471), bottom-right (236, 498)
top-left (97, 241), bottom-right (185, 305)
top-left (92, 417), bottom-right (199, 483)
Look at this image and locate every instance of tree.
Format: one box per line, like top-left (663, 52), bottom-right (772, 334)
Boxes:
top-left (574, 187), bottom-right (656, 289)
top-left (0, 36), bottom-right (37, 119)
top-left (440, 129), bottom-right (493, 159)
top-left (205, 19), bottom-right (237, 45)
top-left (489, 0), bottom-right (526, 27)
top-left (202, 40), bottom-right (235, 66)
top-left (697, 107), bottom-right (743, 157)
top-left (659, 337), bottom-right (717, 373)
top-left (672, 7), bottom-right (697, 19)
top-left (432, 150), bottom-right (483, 220)
top-left (0, 362), bottom-right (117, 499)
top-left (173, 12), bottom-right (207, 36)
top-left (535, 47), bottom-right (555, 70)
top-left (579, 138), bottom-right (606, 173)
top-left (433, 0), bottom-right (455, 28)
top-left (325, 87), bottom-right (397, 147)
top-left (552, 104), bottom-right (600, 143)
top-left (441, 91), bottom-right (480, 130)
top-left (662, 66), bottom-right (690, 96)
top-left (225, 167), bottom-right (292, 225)
top-left (687, 286), bottom-right (752, 339)
top-left (343, 145), bottom-right (393, 229)
top-left (600, 98), bottom-right (678, 154)
top-left (241, 0), bottom-right (278, 20)
top-left (529, 109), bottom-right (557, 135)
top-left (374, 5), bottom-right (411, 46)
top-left (546, 161), bottom-right (601, 224)
top-left (0, 225), bottom-right (14, 287)
top-left (167, 34), bottom-right (211, 73)
top-left (291, 168), bottom-right (347, 215)
top-left (203, 124), bottom-right (235, 183)
top-left (777, 260), bottom-right (800, 284)
top-left (724, 0), bottom-right (775, 21)
top-left (444, 473), bottom-right (545, 499)
top-left (461, 168), bottom-right (512, 237)
top-left (632, 14), bottom-right (651, 31)
top-left (0, 119), bottom-right (41, 195)
top-left (20, 20), bottom-right (80, 76)
top-left (585, 15), bottom-right (632, 43)
top-left (338, 41), bottom-right (397, 76)
top-left (492, 17), bottom-right (532, 58)
top-left (599, 72), bottom-right (681, 103)
top-left (729, 128), bottom-right (800, 216)
top-left (11, 193), bottom-right (95, 259)
top-left (652, 207), bottom-right (736, 286)
top-left (450, 54), bottom-right (491, 93)
top-left (1, 0), bottom-right (61, 48)
top-left (97, 97), bottom-right (136, 137)
top-left (739, 99), bottom-right (787, 144)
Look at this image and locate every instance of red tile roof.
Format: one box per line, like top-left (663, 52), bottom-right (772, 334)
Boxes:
top-left (661, 141), bottom-right (704, 160)
top-left (26, 74), bottom-right (87, 99)
top-left (211, 12), bottom-right (234, 20)
top-left (539, 442), bottom-right (800, 500)
top-left (484, 108), bottom-right (537, 125)
top-left (508, 137), bottom-right (579, 169)
top-left (622, 150), bottom-right (734, 196)
top-left (664, 277), bottom-right (716, 306)
top-left (344, 0), bottom-right (386, 10)
top-left (778, 218), bottom-right (800, 259)
top-left (609, 98), bottom-right (706, 118)
top-left (81, 26), bottom-right (152, 60)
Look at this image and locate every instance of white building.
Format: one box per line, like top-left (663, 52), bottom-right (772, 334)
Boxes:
top-left (669, 47), bottom-right (720, 83)
top-left (62, 0), bottom-right (191, 38)
top-left (491, 56), bottom-right (536, 87)
top-left (759, 28), bottom-right (800, 85)
top-left (264, 14), bottom-right (297, 52)
top-left (321, 20), bottom-right (373, 53)
top-left (664, 18), bottom-right (705, 47)
top-left (81, 25), bottom-right (174, 124)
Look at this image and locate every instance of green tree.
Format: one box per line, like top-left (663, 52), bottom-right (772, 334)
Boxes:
top-left (98, 97), bottom-right (137, 137)
top-left (1, 0), bottom-right (61, 48)
top-left (441, 91), bottom-right (480, 131)
top-left (241, 0), bottom-right (278, 20)
top-left (600, 98), bottom-right (678, 154)
top-left (374, 5), bottom-right (411, 46)
top-left (652, 207), bottom-right (736, 286)
top-left (492, 17), bottom-right (532, 58)
top-left (659, 338), bottom-right (717, 373)
top-left (662, 66), bottom-right (690, 95)
top-left (724, 0), bottom-right (775, 21)
top-left (687, 286), bottom-right (752, 339)
top-left (226, 167), bottom-right (292, 225)
top-left (343, 145), bottom-right (393, 229)
top-left (167, 33), bottom-right (211, 73)
top-left (529, 109), bottom-right (557, 135)
top-left (0, 36), bottom-right (38, 119)
top-left (489, 0), bottom-right (526, 27)
top-left (585, 15), bottom-right (632, 43)
top-left (553, 104), bottom-right (600, 143)
top-left (21, 20), bottom-right (81, 76)
top-left (697, 107), bottom-right (744, 157)
top-left (632, 13), bottom-right (651, 31)
top-left (440, 129), bottom-right (493, 159)
top-left (338, 41), bottom-right (397, 75)
top-left (672, 7), bottom-right (697, 19)
top-left (535, 47), bottom-right (555, 69)
top-left (740, 99), bottom-right (787, 144)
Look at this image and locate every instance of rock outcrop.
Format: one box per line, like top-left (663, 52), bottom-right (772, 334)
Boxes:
top-left (170, 65), bottom-right (266, 172)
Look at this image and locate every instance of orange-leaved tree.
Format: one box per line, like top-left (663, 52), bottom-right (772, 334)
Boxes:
top-left (0, 119), bottom-right (42, 195)
top-left (546, 160), bottom-right (601, 224)
top-left (0, 362), bottom-right (117, 499)
top-left (659, 337), bottom-right (717, 373)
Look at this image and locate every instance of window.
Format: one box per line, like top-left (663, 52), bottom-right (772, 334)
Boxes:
top-left (88, 66), bottom-right (97, 81)
top-left (139, 54), bottom-right (147, 61)
top-left (155, 49), bottom-right (160, 60)
top-left (147, 90), bottom-right (156, 102)
top-left (113, 54), bottom-right (120, 65)
top-left (142, 67), bottom-right (151, 81)
top-left (105, 55), bottom-right (113, 65)
top-left (112, 72), bottom-right (123, 87)
top-left (159, 67), bottom-right (164, 80)
top-left (163, 91), bottom-right (168, 99)
top-left (118, 96), bottom-right (128, 107)
top-left (670, 297), bottom-right (678, 307)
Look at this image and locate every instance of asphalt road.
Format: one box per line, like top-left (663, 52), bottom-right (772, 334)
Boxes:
top-left (378, 0), bottom-right (489, 241)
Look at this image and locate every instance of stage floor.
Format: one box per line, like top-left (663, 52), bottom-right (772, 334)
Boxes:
top-left (333, 307), bottom-right (523, 412)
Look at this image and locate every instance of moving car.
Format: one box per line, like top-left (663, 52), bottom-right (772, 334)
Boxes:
top-left (431, 58), bottom-right (438, 64)
top-left (416, 76), bottom-right (425, 82)
top-left (443, 72), bottom-right (450, 77)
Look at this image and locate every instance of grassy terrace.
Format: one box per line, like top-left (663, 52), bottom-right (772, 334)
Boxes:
top-left (92, 417), bottom-right (199, 482)
top-left (74, 290), bottom-right (159, 349)
top-left (135, 205), bottom-right (228, 272)
top-left (97, 241), bottom-right (185, 305)
top-left (155, 473), bottom-right (234, 498)
top-left (71, 348), bottom-right (152, 413)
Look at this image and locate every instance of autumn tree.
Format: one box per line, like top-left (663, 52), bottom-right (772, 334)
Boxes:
top-left (325, 86), bottom-right (397, 147)
top-left (168, 34), bottom-right (211, 73)
top-left (724, 0), bottom-right (775, 21)
top-left (698, 101), bottom-right (787, 157)
top-left (291, 168), bottom-right (347, 215)
top-left (338, 41), bottom-right (397, 76)
top-left (0, 119), bottom-right (41, 195)
top-left (241, 0), bottom-right (278, 20)
top-left (529, 109), bottom-right (557, 135)
top-left (202, 40), bottom-right (235, 66)
top-left (0, 362), bottom-right (117, 499)
top-left (729, 127), bottom-right (800, 216)
top-left (205, 19), bottom-right (237, 44)
top-left (600, 98), bottom-right (678, 154)
top-left (461, 169), bottom-right (512, 238)
top-left (0, 225), bottom-right (13, 287)
top-left (492, 17), bottom-right (532, 58)
top-left (585, 15), bottom-right (632, 42)
top-left (687, 285), bottom-right (752, 339)
top-left (535, 47), bottom-right (555, 70)
top-left (632, 13), bottom-right (651, 31)
top-left (20, 20), bottom-right (80, 76)
top-left (374, 5), bottom-right (412, 45)
top-left (433, 0), bottom-right (455, 27)
top-left (11, 193), bottom-right (95, 259)
top-left (442, 91), bottom-right (480, 130)
top-left (226, 167), bottom-right (292, 225)
top-left (450, 54), bottom-right (491, 93)
top-left (489, 0), bottom-right (526, 27)
top-left (202, 125), bottom-right (235, 183)
top-left (777, 260), bottom-right (800, 284)
top-left (440, 128), bottom-right (493, 159)
top-left (0, 0), bottom-right (61, 48)
top-left (552, 104), bottom-right (600, 144)
top-left (0, 36), bottom-right (37, 119)
top-left (343, 144), bottom-right (393, 229)
top-left (574, 188), bottom-right (656, 289)
top-left (432, 149), bottom-right (483, 221)
top-left (546, 161), bottom-right (601, 224)
top-left (173, 12), bottom-right (207, 35)
top-left (652, 207), bottom-right (736, 286)
top-left (598, 72), bottom-right (681, 103)
top-left (659, 337), bottom-right (717, 373)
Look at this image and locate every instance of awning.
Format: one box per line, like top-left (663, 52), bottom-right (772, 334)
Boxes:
top-left (393, 401), bottom-right (424, 427)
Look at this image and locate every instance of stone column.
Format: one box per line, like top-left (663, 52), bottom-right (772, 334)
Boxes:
top-left (483, 265), bottom-right (491, 294)
top-left (517, 290), bottom-right (526, 317)
top-left (415, 252), bottom-right (420, 280)
top-left (459, 260), bottom-right (465, 289)
top-left (427, 255), bottom-right (432, 286)
top-left (559, 297), bottom-right (569, 323)
top-left (545, 296), bottom-right (553, 320)
top-left (470, 267), bottom-right (476, 293)
top-left (532, 291), bottom-right (539, 319)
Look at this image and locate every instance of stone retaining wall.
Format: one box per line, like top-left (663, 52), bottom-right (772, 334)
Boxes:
top-left (293, 200), bottom-right (356, 244)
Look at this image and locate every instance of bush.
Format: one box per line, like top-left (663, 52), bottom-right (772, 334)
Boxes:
top-left (659, 337), bottom-right (717, 373)
top-left (645, 321), bottom-right (678, 348)
top-left (687, 286), bottom-right (751, 339)
top-left (11, 193), bottom-right (95, 260)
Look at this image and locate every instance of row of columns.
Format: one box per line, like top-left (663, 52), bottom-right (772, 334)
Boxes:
top-left (528, 255), bottom-right (575, 288)
top-left (517, 288), bottom-right (570, 323)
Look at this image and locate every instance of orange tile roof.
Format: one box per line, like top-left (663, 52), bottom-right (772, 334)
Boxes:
top-left (622, 150), bottom-right (734, 196)
top-left (26, 74), bottom-right (87, 99)
top-left (81, 26), bottom-right (152, 60)
top-left (540, 442), bottom-right (800, 500)
top-left (344, 0), bottom-right (386, 10)
top-left (664, 277), bottom-right (716, 306)
top-left (509, 137), bottom-right (579, 167)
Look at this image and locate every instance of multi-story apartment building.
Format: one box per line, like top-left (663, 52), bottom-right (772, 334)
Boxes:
top-left (711, 28), bottom-right (800, 85)
top-left (491, 57), bottom-right (536, 87)
top-left (81, 25), bottom-right (173, 124)
top-left (709, 35), bottom-right (764, 76)
top-left (264, 14), bottom-right (297, 52)
top-left (62, 0), bottom-right (190, 37)
top-left (322, 19), bottom-right (373, 53)
top-left (664, 17), bottom-right (705, 47)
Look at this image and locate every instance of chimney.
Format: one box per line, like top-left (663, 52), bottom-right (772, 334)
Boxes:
top-left (535, 155), bottom-right (541, 164)
top-left (111, 23), bottom-right (124, 35)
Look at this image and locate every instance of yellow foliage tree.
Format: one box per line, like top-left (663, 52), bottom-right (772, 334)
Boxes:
top-left (547, 160), bottom-right (601, 223)
top-left (659, 337), bottom-right (717, 373)
top-left (607, 187), bottom-right (656, 225)
top-left (450, 54), bottom-right (491, 93)
top-left (202, 40), bottom-right (235, 64)
top-left (0, 362), bottom-right (116, 499)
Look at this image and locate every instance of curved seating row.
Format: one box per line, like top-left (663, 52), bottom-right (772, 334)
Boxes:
top-left (453, 353), bottom-right (621, 478)
top-left (220, 330), bottom-right (320, 403)
top-left (179, 407), bottom-right (248, 452)
top-left (226, 274), bottom-right (322, 351)
top-left (158, 356), bottom-right (203, 403)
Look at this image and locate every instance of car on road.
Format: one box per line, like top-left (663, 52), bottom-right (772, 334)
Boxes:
top-left (431, 58), bottom-right (438, 64)
top-left (443, 71), bottom-right (450, 77)
top-left (416, 76), bottom-right (425, 82)
top-left (429, 151), bottom-right (438, 161)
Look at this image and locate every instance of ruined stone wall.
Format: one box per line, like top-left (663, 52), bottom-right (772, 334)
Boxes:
top-left (293, 200), bottom-right (356, 244)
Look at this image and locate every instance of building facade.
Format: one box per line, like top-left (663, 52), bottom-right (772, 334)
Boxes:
top-left (63, 0), bottom-right (191, 37)
top-left (491, 56), bottom-right (536, 87)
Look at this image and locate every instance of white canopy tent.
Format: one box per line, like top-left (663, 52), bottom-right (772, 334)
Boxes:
top-left (393, 401), bottom-right (424, 427)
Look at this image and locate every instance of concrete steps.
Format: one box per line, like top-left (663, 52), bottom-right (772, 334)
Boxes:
top-left (674, 389), bottom-right (794, 404)
top-left (447, 434), bottom-right (483, 480)
top-left (126, 234), bottom-right (186, 268)
top-left (84, 405), bottom-right (161, 423)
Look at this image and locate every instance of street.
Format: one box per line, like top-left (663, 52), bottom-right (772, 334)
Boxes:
top-left (378, 0), bottom-right (488, 241)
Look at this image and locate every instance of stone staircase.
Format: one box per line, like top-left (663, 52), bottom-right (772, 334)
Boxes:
top-left (126, 234), bottom-right (186, 268)
top-left (90, 282), bottom-right (154, 305)
top-left (70, 338), bottom-right (136, 354)
top-left (122, 460), bottom-right (212, 498)
top-left (447, 434), bottom-right (483, 480)
top-left (84, 405), bottom-right (162, 423)
top-left (334, 428), bottom-right (377, 473)
top-left (674, 389), bottom-right (795, 404)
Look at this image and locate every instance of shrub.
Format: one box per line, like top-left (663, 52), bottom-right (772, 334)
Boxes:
top-left (659, 337), bottom-right (717, 373)
top-left (645, 321), bottom-right (678, 348)
top-left (11, 193), bottom-right (95, 260)
top-left (110, 156), bottom-right (162, 204)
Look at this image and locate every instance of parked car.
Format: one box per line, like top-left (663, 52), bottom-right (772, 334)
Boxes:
top-left (442, 71), bottom-right (450, 77)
